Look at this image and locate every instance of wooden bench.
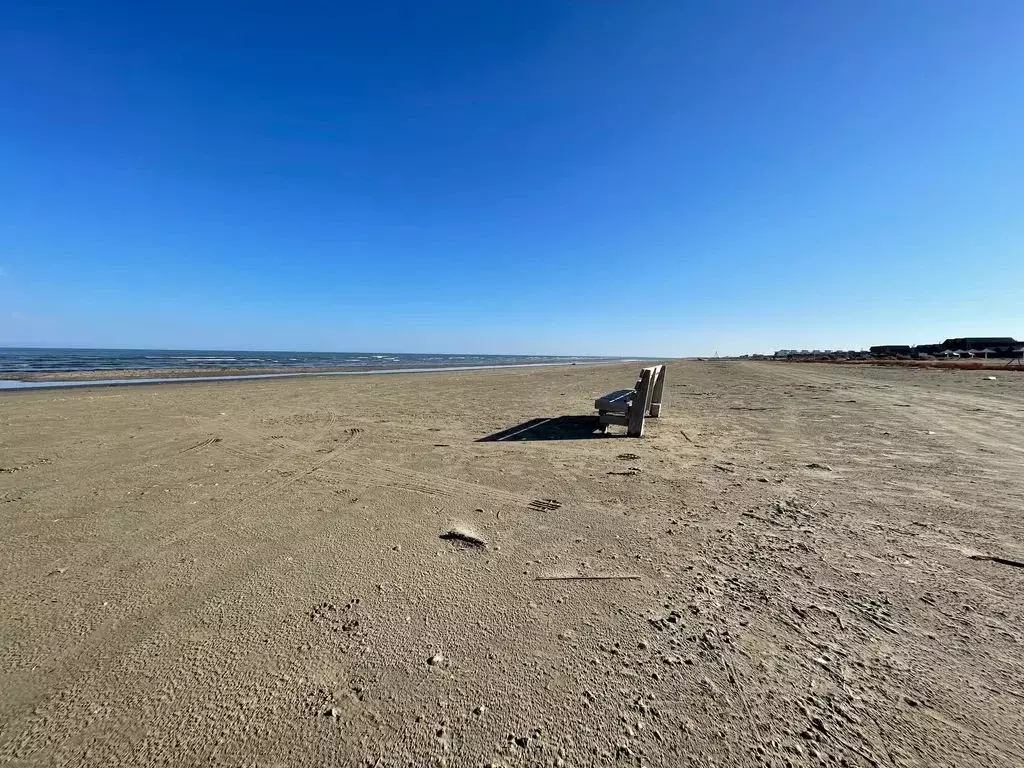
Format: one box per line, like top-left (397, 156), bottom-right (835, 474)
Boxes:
top-left (594, 365), bottom-right (666, 437)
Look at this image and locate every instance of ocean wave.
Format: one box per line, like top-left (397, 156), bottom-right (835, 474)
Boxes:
top-left (0, 348), bottom-right (616, 375)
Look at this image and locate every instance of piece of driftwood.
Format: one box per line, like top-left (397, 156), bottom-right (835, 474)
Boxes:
top-left (440, 529), bottom-right (487, 548)
top-left (535, 574), bottom-right (641, 581)
top-left (969, 554), bottom-right (1024, 569)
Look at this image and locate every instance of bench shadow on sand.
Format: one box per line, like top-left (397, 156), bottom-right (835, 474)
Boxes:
top-left (477, 416), bottom-right (614, 442)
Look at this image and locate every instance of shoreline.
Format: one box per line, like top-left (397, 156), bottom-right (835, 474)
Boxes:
top-left (0, 359), bottom-right (630, 391)
top-left (9, 363), bottom-right (435, 382)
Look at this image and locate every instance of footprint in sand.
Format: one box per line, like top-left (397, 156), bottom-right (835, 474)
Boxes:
top-left (309, 598), bottom-right (361, 633)
top-left (529, 499), bottom-right (562, 512)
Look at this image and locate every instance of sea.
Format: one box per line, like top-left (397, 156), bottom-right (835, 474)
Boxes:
top-left (0, 348), bottom-right (615, 389)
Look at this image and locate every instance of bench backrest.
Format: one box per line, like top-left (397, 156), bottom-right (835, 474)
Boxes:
top-left (633, 365), bottom-right (664, 408)
top-left (628, 365), bottom-right (664, 436)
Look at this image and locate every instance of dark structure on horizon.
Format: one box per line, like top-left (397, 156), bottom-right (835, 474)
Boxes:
top-left (868, 344), bottom-right (912, 356)
top-left (940, 337), bottom-right (1017, 353)
top-left (774, 336), bottom-right (1022, 360)
top-left (866, 337), bottom-right (1021, 358)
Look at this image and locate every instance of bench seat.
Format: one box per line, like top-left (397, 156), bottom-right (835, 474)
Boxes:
top-left (594, 389), bottom-right (634, 412)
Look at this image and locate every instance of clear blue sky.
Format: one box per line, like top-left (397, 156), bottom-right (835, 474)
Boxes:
top-left (2, 1), bottom-right (1022, 356)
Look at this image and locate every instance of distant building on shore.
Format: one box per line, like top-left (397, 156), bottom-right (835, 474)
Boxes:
top-left (869, 344), bottom-right (913, 356)
top-left (940, 337), bottom-right (1018, 354)
top-left (769, 337), bottom-right (1022, 361)
top-left (773, 349), bottom-right (870, 360)
top-left (864, 337), bottom-right (1022, 359)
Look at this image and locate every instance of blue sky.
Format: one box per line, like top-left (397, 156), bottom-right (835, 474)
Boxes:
top-left (2, 1), bottom-right (1022, 356)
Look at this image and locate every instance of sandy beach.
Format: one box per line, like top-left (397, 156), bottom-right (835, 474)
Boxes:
top-left (2, 361), bottom-right (1023, 766)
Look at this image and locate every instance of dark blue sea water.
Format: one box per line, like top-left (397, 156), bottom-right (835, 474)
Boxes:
top-left (0, 348), bottom-right (617, 389)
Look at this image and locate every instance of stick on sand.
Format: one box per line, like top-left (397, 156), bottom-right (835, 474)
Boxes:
top-left (535, 574), bottom-right (641, 582)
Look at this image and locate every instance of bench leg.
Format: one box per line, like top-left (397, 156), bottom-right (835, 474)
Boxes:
top-left (649, 366), bottom-right (666, 417)
top-left (627, 368), bottom-right (654, 437)
top-left (596, 411), bottom-right (609, 434)
top-left (626, 403), bottom-right (646, 437)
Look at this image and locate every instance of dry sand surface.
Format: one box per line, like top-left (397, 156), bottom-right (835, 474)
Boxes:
top-left (1, 361), bottom-right (1023, 767)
